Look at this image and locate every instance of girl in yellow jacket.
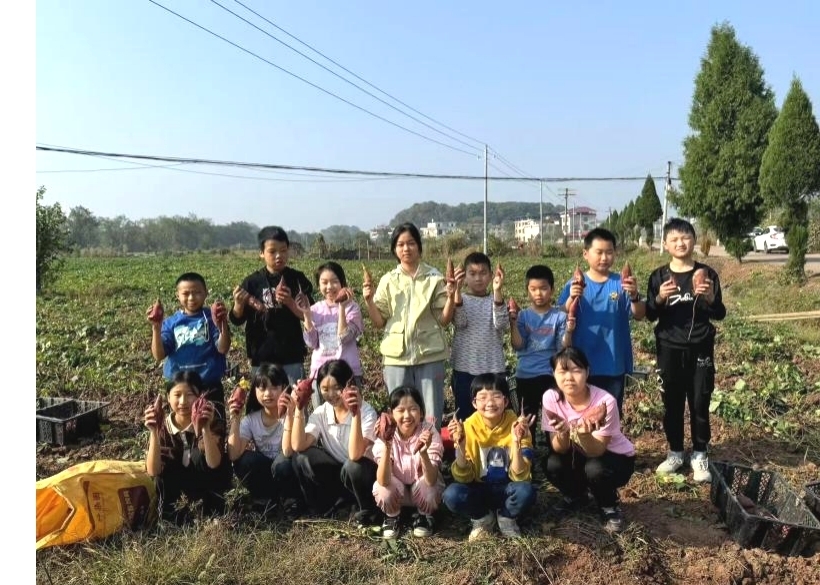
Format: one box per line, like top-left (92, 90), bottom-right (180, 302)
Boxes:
top-left (363, 222), bottom-right (456, 426)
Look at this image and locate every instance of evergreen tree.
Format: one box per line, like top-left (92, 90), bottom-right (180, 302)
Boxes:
top-left (637, 174), bottom-right (663, 248)
top-left (674, 22), bottom-right (777, 261)
top-left (759, 77), bottom-right (820, 283)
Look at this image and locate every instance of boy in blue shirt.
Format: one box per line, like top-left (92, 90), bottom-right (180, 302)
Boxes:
top-left (511, 264), bottom-right (574, 440)
top-left (147, 272), bottom-right (231, 418)
top-left (557, 229), bottom-right (645, 415)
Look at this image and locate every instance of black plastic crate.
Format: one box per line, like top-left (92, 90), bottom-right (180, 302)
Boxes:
top-left (805, 482), bottom-right (820, 521)
top-left (36, 398), bottom-right (110, 445)
top-left (709, 461), bottom-right (820, 556)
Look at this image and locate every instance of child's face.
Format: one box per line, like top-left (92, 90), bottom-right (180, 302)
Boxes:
top-left (663, 229), bottom-right (696, 260)
top-left (318, 269), bottom-right (343, 302)
top-left (394, 232), bottom-right (421, 266)
top-left (255, 380), bottom-right (285, 412)
top-left (583, 237), bottom-right (616, 275)
top-left (167, 382), bottom-right (198, 421)
top-left (464, 263), bottom-right (491, 295)
top-left (472, 388), bottom-right (508, 424)
top-left (318, 374), bottom-right (343, 406)
top-left (176, 280), bottom-right (207, 315)
top-left (392, 395), bottom-right (423, 438)
top-left (554, 360), bottom-right (589, 399)
top-left (527, 278), bottom-right (553, 309)
top-left (260, 239), bottom-right (289, 273)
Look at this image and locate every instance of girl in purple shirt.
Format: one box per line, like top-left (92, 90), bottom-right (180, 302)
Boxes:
top-left (301, 262), bottom-right (365, 408)
top-left (541, 346), bottom-right (636, 534)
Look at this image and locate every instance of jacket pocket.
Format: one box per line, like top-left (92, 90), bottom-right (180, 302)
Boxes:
top-left (380, 321), bottom-right (406, 358)
top-left (416, 323), bottom-right (445, 356)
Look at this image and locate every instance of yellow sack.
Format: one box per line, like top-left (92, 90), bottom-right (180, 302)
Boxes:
top-left (36, 460), bottom-right (157, 550)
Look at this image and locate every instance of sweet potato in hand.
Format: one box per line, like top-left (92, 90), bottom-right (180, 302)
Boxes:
top-left (376, 412), bottom-right (397, 443)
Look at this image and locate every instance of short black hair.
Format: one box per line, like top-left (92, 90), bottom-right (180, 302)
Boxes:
top-left (470, 373), bottom-right (510, 399)
top-left (663, 218), bottom-right (697, 240)
top-left (166, 370), bottom-right (204, 394)
top-left (390, 222), bottom-right (423, 260)
top-left (463, 251), bottom-right (491, 272)
top-left (257, 226), bottom-right (290, 250)
top-left (315, 261), bottom-right (347, 288)
top-left (584, 228), bottom-right (617, 250)
top-left (246, 363), bottom-right (290, 414)
top-left (388, 385), bottom-right (426, 418)
top-left (525, 264), bottom-right (554, 288)
top-left (316, 358), bottom-right (354, 389)
top-left (175, 272), bottom-right (207, 289)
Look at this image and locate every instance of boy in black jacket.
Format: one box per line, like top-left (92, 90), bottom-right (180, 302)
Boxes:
top-left (230, 226), bottom-right (314, 384)
top-left (645, 218), bottom-right (726, 483)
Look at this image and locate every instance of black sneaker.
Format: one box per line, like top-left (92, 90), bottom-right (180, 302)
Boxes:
top-left (552, 495), bottom-right (589, 517)
top-left (353, 509), bottom-right (383, 531)
top-left (382, 515), bottom-right (401, 539)
top-left (411, 514), bottom-right (435, 538)
top-left (282, 498), bottom-right (304, 521)
top-left (602, 507), bottom-right (626, 533)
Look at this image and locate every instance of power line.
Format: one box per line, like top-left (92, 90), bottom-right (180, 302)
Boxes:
top-left (209, 0), bottom-right (481, 153)
top-left (145, 0), bottom-right (477, 157)
top-left (229, 0), bottom-right (485, 148)
top-left (37, 144), bottom-right (681, 182)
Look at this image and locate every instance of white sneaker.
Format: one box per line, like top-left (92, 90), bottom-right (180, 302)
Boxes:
top-left (656, 451), bottom-right (685, 475)
top-left (691, 452), bottom-right (712, 483)
top-left (496, 514), bottom-right (522, 538)
top-left (468, 511), bottom-right (496, 542)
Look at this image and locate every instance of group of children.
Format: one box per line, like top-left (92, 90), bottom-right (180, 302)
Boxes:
top-left (144, 218), bottom-right (725, 539)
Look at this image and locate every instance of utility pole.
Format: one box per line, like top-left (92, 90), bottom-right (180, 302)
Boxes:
top-left (562, 188), bottom-right (576, 248)
top-left (483, 144), bottom-right (488, 254)
top-left (661, 161), bottom-right (671, 256)
top-left (539, 181), bottom-right (544, 251)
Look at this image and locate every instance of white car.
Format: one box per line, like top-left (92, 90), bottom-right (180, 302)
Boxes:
top-left (753, 226), bottom-right (788, 253)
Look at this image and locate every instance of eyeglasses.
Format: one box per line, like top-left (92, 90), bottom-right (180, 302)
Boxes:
top-left (474, 393), bottom-right (505, 404)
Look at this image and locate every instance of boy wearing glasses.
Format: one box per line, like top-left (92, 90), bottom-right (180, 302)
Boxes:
top-left (442, 373), bottom-right (537, 541)
top-left (147, 272), bottom-right (231, 418)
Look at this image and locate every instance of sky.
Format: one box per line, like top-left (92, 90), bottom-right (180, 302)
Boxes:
top-left (35, 0), bottom-right (820, 232)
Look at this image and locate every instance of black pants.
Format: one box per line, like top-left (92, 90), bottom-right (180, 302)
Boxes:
top-left (292, 446), bottom-right (378, 514)
top-left (545, 449), bottom-right (635, 508)
top-left (157, 453), bottom-right (232, 524)
top-left (232, 450), bottom-right (301, 503)
top-left (656, 340), bottom-right (715, 452)
top-left (515, 374), bottom-right (555, 443)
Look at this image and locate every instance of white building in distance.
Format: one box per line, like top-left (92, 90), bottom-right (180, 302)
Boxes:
top-left (420, 220), bottom-right (458, 238)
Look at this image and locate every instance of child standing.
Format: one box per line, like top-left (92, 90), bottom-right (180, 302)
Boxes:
top-left (542, 347), bottom-right (636, 533)
top-left (229, 226), bottom-right (314, 384)
top-left (449, 252), bottom-right (510, 418)
top-left (511, 264), bottom-right (574, 438)
top-left (301, 262), bottom-right (365, 409)
top-left (557, 228), bottom-right (646, 415)
top-left (144, 371), bottom-right (232, 524)
top-left (147, 272), bottom-right (231, 417)
top-left (226, 364), bottom-right (302, 513)
top-left (442, 373), bottom-right (537, 541)
top-left (287, 359), bottom-right (382, 528)
top-left (372, 386), bottom-right (445, 539)
top-left (646, 218), bottom-right (726, 483)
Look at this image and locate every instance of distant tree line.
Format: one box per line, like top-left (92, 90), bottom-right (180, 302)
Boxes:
top-left (390, 200), bottom-right (563, 228)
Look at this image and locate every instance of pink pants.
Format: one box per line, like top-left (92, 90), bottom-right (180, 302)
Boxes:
top-left (372, 475), bottom-right (444, 517)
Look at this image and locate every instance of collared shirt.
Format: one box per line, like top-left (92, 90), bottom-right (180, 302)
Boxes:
top-left (305, 401), bottom-right (378, 463)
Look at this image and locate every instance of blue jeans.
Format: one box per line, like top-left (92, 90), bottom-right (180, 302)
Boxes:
top-left (588, 374), bottom-right (625, 417)
top-left (442, 480), bottom-right (536, 520)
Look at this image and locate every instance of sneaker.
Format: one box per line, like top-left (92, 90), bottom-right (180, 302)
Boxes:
top-left (552, 495), bottom-right (589, 517)
top-left (602, 507), bottom-right (626, 533)
top-left (353, 509), bottom-right (382, 530)
top-left (381, 515), bottom-right (401, 539)
top-left (411, 514), bottom-right (435, 538)
top-left (691, 452), bottom-right (712, 483)
top-left (656, 451), bottom-right (685, 475)
top-left (281, 497), bottom-right (304, 521)
top-left (496, 514), bottom-right (522, 538)
top-left (468, 511), bottom-right (496, 542)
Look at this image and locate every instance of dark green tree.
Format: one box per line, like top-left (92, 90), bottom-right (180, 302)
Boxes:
top-left (636, 175), bottom-right (663, 248)
top-left (674, 22), bottom-right (777, 261)
top-left (36, 186), bottom-right (72, 293)
top-left (759, 77), bottom-right (820, 283)
top-left (66, 206), bottom-right (100, 250)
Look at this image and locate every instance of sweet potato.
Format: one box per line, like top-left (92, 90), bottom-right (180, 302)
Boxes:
top-left (277, 386), bottom-right (292, 418)
top-left (507, 297), bottom-right (520, 315)
top-left (294, 378), bottom-right (314, 410)
top-left (445, 257), bottom-right (455, 283)
top-left (211, 300), bottom-right (227, 327)
top-left (342, 384), bottom-right (359, 416)
top-left (572, 264), bottom-right (586, 290)
top-left (495, 263), bottom-right (504, 279)
top-left (148, 298), bottom-right (164, 323)
top-left (376, 412), bottom-right (397, 443)
top-left (362, 264), bottom-right (373, 287)
top-left (229, 385), bottom-right (247, 410)
top-left (621, 261), bottom-right (633, 282)
top-left (334, 288), bottom-right (350, 304)
top-left (582, 402), bottom-right (607, 427)
top-left (568, 296), bottom-right (580, 319)
top-left (544, 408), bottom-right (563, 426)
top-left (693, 268), bottom-right (707, 290)
top-left (191, 392), bottom-right (212, 426)
top-left (246, 294), bottom-right (267, 314)
top-left (152, 395), bottom-right (164, 424)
